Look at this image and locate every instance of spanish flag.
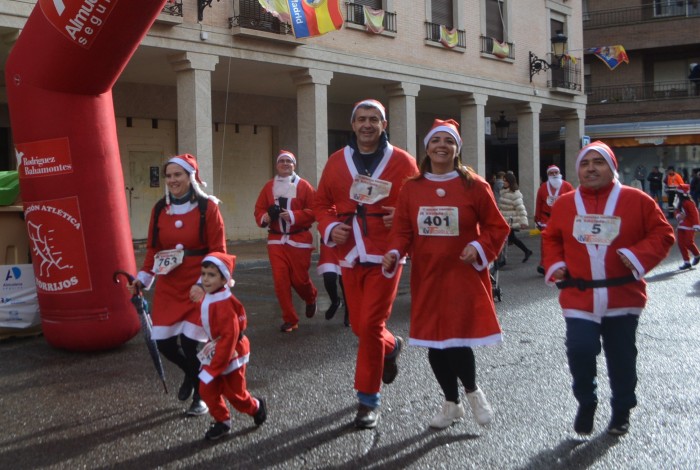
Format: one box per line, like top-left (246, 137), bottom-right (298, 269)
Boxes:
top-left (286, 0), bottom-right (343, 38)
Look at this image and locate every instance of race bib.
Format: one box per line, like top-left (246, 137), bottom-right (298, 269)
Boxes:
top-left (546, 195), bottom-right (557, 206)
top-left (418, 206), bottom-right (459, 236)
top-left (197, 338), bottom-right (218, 366)
top-left (153, 249), bottom-right (184, 275)
top-left (573, 215), bottom-right (621, 246)
top-left (350, 175), bottom-right (392, 205)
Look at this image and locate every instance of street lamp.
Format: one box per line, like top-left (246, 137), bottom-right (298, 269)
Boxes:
top-left (529, 31), bottom-right (568, 82)
top-left (494, 111), bottom-right (510, 143)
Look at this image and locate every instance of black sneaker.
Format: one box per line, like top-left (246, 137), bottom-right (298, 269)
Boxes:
top-left (253, 397), bottom-right (267, 426)
top-left (573, 403), bottom-right (597, 435)
top-left (523, 250), bottom-right (533, 263)
top-left (178, 376), bottom-right (194, 401)
top-left (679, 262), bottom-right (692, 270)
top-left (204, 421), bottom-right (231, 441)
top-left (325, 299), bottom-right (341, 320)
top-left (693, 256), bottom-right (700, 266)
top-left (305, 302), bottom-right (317, 318)
top-left (186, 398), bottom-right (209, 416)
top-left (280, 322), bottom-right (298, 333)
top-left (537, 265), bottom-right (545, 275)
top-left (354, 404), bottom-right (380, 429)
top-left (382, 336), bottom-right (403, 385)
top-left (607, 411), bottom-right (630, 436)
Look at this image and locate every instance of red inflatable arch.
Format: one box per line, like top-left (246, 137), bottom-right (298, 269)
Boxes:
top-left (5, 0), bottom-right (167, 351)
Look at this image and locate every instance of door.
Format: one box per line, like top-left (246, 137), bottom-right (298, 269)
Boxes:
top-left (127, 151), bottom-right (165, 240)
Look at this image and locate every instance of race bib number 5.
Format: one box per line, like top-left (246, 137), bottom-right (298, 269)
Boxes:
top-left (153, 249), bottom-right (184, 275)
top-left (418, 206), bottom-right (459, 236)
top-left (573, 215), bottom-right (621, 246)
top-left (350, 175), bottom-right (392, 205)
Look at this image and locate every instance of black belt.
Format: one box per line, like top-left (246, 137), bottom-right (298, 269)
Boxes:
top-left (184, 248), bottom-right (208, 257)
top-left (556, 275), bottom-right (637, 291)
top-left (268, 227), bottom-right (310, 235)
top-left (337, 206), bottom-right (389, 236)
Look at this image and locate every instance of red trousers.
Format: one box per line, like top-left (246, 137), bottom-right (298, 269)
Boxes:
top-left (199, 364), bottom-right (258, 422)
top-left (342, 264), bottom-right (402, 394)
top-left (268, 244), bottom-right (317, 324)
top-left (677, 229), bottom-right (699, 261)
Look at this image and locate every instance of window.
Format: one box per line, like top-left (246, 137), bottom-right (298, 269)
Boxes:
top-left (653, 0), bottom-right (686, 17)
top-left (432, 0), bottom-right (454, 29)
top-left (485, 0), bottom-right (507, 42)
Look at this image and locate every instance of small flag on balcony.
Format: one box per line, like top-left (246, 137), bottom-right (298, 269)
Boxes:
top-left (491, 38), bottom-right (509, 59)
top-left (363, 6), bottom-right (385, 34)
top-left (258, 0), bottom-right (293, 24)
top-left (588, 45), bottom-right (629, 70)
top-left (439, 25), bottom-right (458, 48)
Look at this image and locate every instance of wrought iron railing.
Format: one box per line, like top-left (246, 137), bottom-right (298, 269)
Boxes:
top-left (479, 35), bottom-right (515, 59)
top-left (345, 2), bottom-right (397, 33)
top-left (425, 22), bottom-right (466, 48)
top-left (162, 0), bottom-right (183, 17)
top-left (584, 1), bottom-right (700, 28)
top-left (587, 80), bottom-right (697, 103)
top-left (229, 0), bottom-right (293, 35)
top-left (547, 54), bottom-right (582, 91)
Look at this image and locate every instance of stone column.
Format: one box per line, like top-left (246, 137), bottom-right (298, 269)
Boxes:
top-left (292, 69), bottom-right (333, 188)
top-left (168, 52), bottom-right (219, 189)
top-left (459, 93), bottom-right (488, 176)
top-left (384, 82), bottom-right (420, 157)
top-left (559, 108), bottom-right (586, 186)
top-left (516, 102), bottom-right (542, 221)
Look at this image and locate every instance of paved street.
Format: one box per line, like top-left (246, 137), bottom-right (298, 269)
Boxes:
top-left (1, 234), bottom-right (699, 469)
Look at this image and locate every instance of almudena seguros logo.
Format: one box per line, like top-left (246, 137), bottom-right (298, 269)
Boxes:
top-left (4, 266), bottom-right (23, 283)
top-left (39, 0), bottom-right (116, 48)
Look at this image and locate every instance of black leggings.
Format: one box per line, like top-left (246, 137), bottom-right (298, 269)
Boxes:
top-left (156, 335), bottom-right (201, 385)
top-left (322, 272), bottom-right (347, 306)
top-left (508, 229), bottom-right (529, 255)
top-left (428, 347), bottom-right (476, 403)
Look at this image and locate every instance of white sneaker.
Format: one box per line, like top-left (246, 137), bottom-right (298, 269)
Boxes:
top-left (466, 388), bottom-right (493, 426)
top-left (429, 401), bottom-right (465, 429)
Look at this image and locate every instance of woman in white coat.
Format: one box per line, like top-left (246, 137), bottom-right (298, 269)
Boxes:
top-left (498, 173), bottom-right (533, 262)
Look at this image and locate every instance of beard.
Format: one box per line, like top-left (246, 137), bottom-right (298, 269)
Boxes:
top-left (548, 175), bottom-right (563, 189)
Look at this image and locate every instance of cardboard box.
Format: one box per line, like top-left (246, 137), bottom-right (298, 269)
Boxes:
top-left (0, 264), bottom-right (41, 338)
top-left (0, 205), bottom-right (30, 265)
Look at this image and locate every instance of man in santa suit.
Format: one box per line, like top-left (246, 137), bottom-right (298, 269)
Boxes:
top-left (313, 99), bottom-right (419, 429)
top-left (535, 165), bottom-right (574, 274)
top-left (197, 253), bottom-right (266, 441)
top-left (254, 150), bottom-right (318, 333)
top-left (543, 141), bottom-right (674, 436)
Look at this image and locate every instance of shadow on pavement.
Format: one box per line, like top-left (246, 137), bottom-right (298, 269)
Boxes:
top-left (518, 433), bottom-right (620, 469)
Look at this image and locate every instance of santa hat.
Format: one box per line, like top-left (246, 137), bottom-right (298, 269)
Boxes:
top-left (675, 184), bottom-right (691, 196)
top-left (423, 118), bottom-right (462, 153)
top-left (165, 154), bottom-right (220, 208)
top-left (546, 165), bottom-right (561, 175)
top-left (350, 99), bottom-right (386, 122)
top-left (575, 141), bottom-right (619, 179)
top-left (203, 253), bottom-right (237, 288)
top-left (277, 150), bottom-right (296, 165)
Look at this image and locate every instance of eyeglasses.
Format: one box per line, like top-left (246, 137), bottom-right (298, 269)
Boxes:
top-left (278, 159), bottom-right (294, 165)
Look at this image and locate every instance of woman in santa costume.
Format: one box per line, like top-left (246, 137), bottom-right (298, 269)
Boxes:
top-left (197, 253), bottom-right (267, 441)
top-left (254, 150), bottom-right (317, 333)
top-left (673, 184), bottom-right (700, 270)
top-left (383, 119), bottom-right (510, 429)
top-left (129, 154), bottom-right (226, 416)
top-left (534, 165), bottom-right (574, 274)
top-left (543, 141), bottom-right (674, 436)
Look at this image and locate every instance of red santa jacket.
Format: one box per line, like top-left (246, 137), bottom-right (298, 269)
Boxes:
top-left (314, 143), bottom-right (419, 267)
top-left (675, 197), bottom-right (700, 231)
top-left (198, 288), bottom-right (249, 384)
top-left (535, 180), bottom-right (574, 227)
top-left (254, 174), bottom-right (315, 249)
top-left (543, 181), bottom-right (674, 321)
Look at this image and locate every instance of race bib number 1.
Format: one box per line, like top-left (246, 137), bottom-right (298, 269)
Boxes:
top-left (573, 215), bottom-right (621, 246)
top-left (153, 249), bottom-right (184, 275)
top-left (418, 206), bottom-right (459, 236)
top-left (350, 175), bottom-right (392, 205)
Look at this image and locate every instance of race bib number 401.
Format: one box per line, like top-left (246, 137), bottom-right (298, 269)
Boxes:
top-left (573, 215), bottom-right (621, 246)
top-left (350, 175), bottom-right (392, 205)
top-left (418, 206), bottom-right (459, 236)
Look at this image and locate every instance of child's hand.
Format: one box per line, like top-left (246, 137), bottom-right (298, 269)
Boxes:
top-left (189, 284), bottom-right (205, 302)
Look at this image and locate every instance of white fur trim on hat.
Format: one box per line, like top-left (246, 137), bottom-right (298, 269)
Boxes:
top-left (547, 165), bottom-right (561, 175)
top-left (277, 151), bottom-right (296, 165)
top-left (203, 254), bottom-right (235, 288)
top-left (423, 124), bottom-right (462, 153)
top-left (575, 142), bottom-right (619, 179)
top-left (351, 99), bottom-right (386, 122)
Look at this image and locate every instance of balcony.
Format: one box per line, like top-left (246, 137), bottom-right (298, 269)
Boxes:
top-left (344, 2), bottom-right (397, 33)
top-left (479, 35), bottom-right (515, 60)
top-left (155, 0), bottom-right (183, 26)
top-left (588, 80), bottom-right (697, 103)
top-left (584, 1), bottom-right (700, 28)
top-left (229, 0), bottom-right (301, 45)
top-left (425, 22), bottom-right (466, 49)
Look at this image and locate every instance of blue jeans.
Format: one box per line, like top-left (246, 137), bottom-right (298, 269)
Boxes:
top-left (565, 315), bottom-right (639, 414)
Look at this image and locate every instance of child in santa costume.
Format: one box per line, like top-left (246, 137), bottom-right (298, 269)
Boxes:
top-left (534, 165), bottom-right (574, 274)
top-left (254, 150), bottom-right (318, 333)
top-left (197, 252), bottom-right (267, 441)
top-left (383, 119), bottom-right (510, 429)
top-left (673, 184), bottom-right (700, 270)
top-left (543, 141), bottom-right (674, 436)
